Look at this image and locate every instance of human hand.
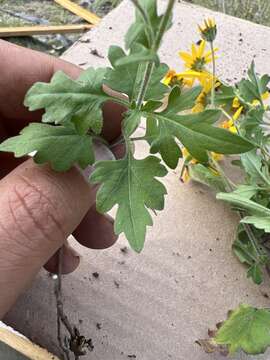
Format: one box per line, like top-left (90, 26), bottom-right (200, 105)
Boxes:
top-left (0, 40), bottom-right (125, 317)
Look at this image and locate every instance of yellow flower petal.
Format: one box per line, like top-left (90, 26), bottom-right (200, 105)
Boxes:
top-left (192, 43), bottom-right (197, 58)
top-left (198, 40), bottom-right (206, 58)
top-left (233, 106), bottom-right (243, 121)
top-left (232, 97), bottom-right (241, 108)
top-left (181, 168), bottom-right (190, 183)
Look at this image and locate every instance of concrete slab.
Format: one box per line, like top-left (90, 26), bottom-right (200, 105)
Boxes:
top-left (4, 1), bottom-right (270, 360)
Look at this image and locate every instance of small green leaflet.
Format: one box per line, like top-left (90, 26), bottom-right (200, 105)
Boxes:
top-left (218, 191), bottom-right (270, 234)
top-left (145, 86), bottom-right (253, 168)
top-left (188, 163), bottom-right (226, 192)
top-left (247, 264), bottom-right (264, 285)
top-left (215, 84), bottom-right (236, 108)
top-left (242, 215), bottom-right (270, 233)
top-left (25, 68), bottom-right (112, 135)
top-left (237, 61), bottom-right (270, 105)
top-left (231, 184), bottom-right (259, 199)
top-left (233, 225), bottom-right (266, 285)
top-left (90, 153), bottom-right (167, 252)
top-left (215, 304), bottom-right (270, 355)
top-left (217, 192), bottom-right (270, 217)
top-left (0, 123), bottom-right (94, 171)
top-left (241, 150), bottom-right (270, 186)
top-left (104, 45), bottom-right (169, 102)
top-left (114, 43), bottom-right (158, 66)
top-left (125, 0), bottom-right (172, 50)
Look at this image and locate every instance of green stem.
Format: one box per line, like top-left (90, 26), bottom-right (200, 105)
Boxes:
top-left (210, 155), bottom-right (236, 190)
top-left (136, 62), bottom-right (155, 108)
top-left (210, 41), bottom-right (216, 107)
top-left (153, 0), bottom-right (175, 51)
top-left (135, 0), bottom-right (176, 108)
top-left (130, 0), bottom-right (154, 44)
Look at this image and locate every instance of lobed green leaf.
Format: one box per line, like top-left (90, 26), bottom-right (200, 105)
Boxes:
top-left (0, 123), bottom-right (94, 171)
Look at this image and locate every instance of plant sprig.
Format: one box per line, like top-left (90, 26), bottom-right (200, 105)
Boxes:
top-left (0, 0), bottom-right (253, 252)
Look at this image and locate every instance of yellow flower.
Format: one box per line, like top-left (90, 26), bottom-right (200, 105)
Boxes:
top-left (163, 69), bottom-right (194, 87)
top-left (192, 74), bottom-right (220, 113)
top-left (252, 91), bottom-right (270, 107)
top-left (212, 153), bottom-right (223, 161)
top-left (176, 69), bottom-right (209, 87)
top-left (232, 97), bottom-right (241, 109)
top-left (179, 40), bottom-right (217, 72)
top-left (233, 106), bottom-right (244, 121)
top-left (198, 18), bottom-right (217, 42)
top-left (182, 147), bottom-right (197, 164)
top-left (221, 104), bottom-right (243, 134)
top-left (181, 147), bottom-right (222, 183)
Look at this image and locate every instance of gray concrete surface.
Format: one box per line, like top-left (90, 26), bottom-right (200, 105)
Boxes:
top-left (4, 1), bottom-right (270, 359)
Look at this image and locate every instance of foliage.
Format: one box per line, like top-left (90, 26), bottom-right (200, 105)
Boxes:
top-left (0, 0), bottom-right (251, 253)
top-left (197, 304), bottom-right (270, 355)
top-left (158, 14), bottom-right (270, 358)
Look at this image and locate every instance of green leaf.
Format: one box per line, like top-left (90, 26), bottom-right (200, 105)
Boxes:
top-left (233, 228), bottom-right (256, 266)
top-left (123, 110), bottom-right (142, 136)
top-left (0, 123), bottom-right (94, 171)
top-left (237, 61), bottom-right (270, 105)
top-left (215, 304), bottom-right (270, 354)
top-left (90, 153), bottom-right (167, 252)
top-left (241, 150), bottom-right (270, 186)
top-left (145, 87), bottom-right (254, 168)
top-left (24, 68), bottom-right (112, 135)
top-left (215, 84), bottom-right (236, 108)
top-left (217, 192), bottom-right (270, 217)
top-left (233, 225), bottom-right (267, 285)
top-left (115, 44), bottom-right (158, 66)
top-left (188, 163), bottom-right (226, 192)
top-left (125, 0), bottom-right (172, 50)
top-left (232, 184), bottom-right (259, 199)
top-left (105, 45), bottom-right (169, 101)
top-left (247, 264), bottom-right (263, 285)
top-left (242, 215), bottom-right (270, 233)
top-left (163, 85), bottom-right (202, 114)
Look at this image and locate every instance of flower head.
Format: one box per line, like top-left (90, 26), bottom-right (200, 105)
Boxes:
top-left (198, 18), bottom-right (217, 42)
top-left (179, 40), bottom-right (217, 73)
top-left (163, 69), bottom-right (202, 87)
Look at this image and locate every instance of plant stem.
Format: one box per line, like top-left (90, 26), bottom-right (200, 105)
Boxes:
top-left (135, 0), bottom-right (176, 108)
top-left (129, 0), bottom-right (154, 44)
top-left (136, 62), bottom-right (155, 108)
top-left (153, 0), bottom-right (176, 52)
top-left (210, 155), bottom-right (236, 190)
top-left (210, 41), bottom-right (216, 107)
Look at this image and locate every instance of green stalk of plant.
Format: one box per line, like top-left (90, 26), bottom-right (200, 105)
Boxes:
top-left (210, 41), bottom-right (216, 107)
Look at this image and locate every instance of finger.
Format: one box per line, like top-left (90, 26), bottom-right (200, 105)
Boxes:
top-left (73, 207), bottom-right (117, 249)
top-left (44, 241), bottom-right (80, 274)
top-left (0, 40), bottom-right (81, 126)
top-left (0, 158), bottom-right (95, 317)
top-left (0, 40), bottom-right (125, 142)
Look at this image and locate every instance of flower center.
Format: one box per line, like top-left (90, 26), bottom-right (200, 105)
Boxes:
top-left (191, 57), bottom-right (206, 71)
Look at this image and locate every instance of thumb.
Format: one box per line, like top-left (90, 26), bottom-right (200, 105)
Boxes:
top-left (0, 158), bottom-right (95, 317)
